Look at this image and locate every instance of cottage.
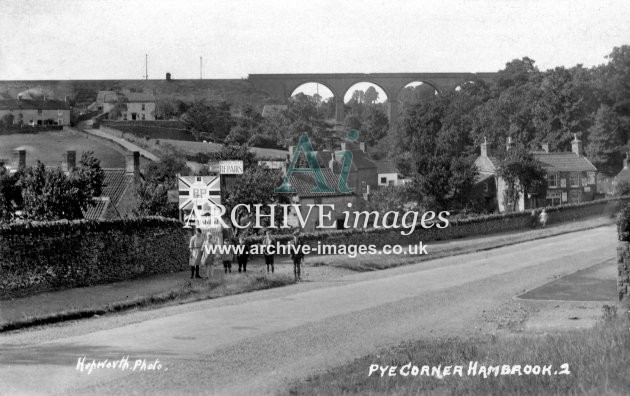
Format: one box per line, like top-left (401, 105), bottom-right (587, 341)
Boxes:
top-left (121, 91), bottom-right (156, 121)
top-left (474, 135), bottom-right (598, 212)
top-left (533, 136), bottom-right (598, 206)
top-left (0, 96), bottom-right (70, 126)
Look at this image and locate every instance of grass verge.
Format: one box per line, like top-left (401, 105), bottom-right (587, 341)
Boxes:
top-left (284, 308), bottom-right (629, 395)
top-left (0, 274), bottom-right (294, 333)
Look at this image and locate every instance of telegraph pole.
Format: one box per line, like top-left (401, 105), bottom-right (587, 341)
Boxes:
top-left (143, 54), bottom-right (148, 80)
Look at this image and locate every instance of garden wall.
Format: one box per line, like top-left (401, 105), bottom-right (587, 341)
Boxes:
top-left (0, 217), bottom-right (188, 299)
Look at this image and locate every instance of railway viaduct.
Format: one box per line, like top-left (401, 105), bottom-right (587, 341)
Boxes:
top-left (248, 72), bottom-right (496, 125)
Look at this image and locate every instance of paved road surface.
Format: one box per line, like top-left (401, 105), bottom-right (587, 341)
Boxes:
top-left (0, 226), bottom-right (616, 395)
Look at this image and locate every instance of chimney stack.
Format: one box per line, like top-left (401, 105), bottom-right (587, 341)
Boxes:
top-left (506, 136), bottom-right (515, 152)
top-left (340, 142), bottom-right (347, 151)
top-left (359, 142), bottom-right (366, 152)
top-left (13, 149), bottom-right (26, 169)
top-left (571, 134), bottom-right (583, 156)
top-left (288, 146), bottom-right (295, 160)
top-left (126, 151), bottom-right (140, 175)
top-left (62, 150), bottom-right (76, 172)
top-left (541, 143), bottom-right (549, 153)
top-left (480, 137), bottom-right (492, 157)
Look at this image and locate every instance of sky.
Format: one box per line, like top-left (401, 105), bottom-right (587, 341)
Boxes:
top-left (1, 0), bottom-right (629, 81)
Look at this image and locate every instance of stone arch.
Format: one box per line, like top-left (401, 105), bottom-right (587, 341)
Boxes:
top-left (288, 80), bottom-right (338, 100)
top-left (342, 81), bottom-right (390, 104)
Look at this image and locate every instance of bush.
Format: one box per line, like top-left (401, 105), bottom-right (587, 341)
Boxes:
top-left (618, 204), bottom-right (630, 242)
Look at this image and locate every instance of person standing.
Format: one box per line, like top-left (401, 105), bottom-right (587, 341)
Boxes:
top-left (188, 228), bottom-right (204, 279)
top-left (201, 233), bottom-right (216, 280)
top-left (221, 226), bottom-right (233, 274)
top-left (236, 236), bottom-right (250, 273)
top-left (539, 209), bottom-right (549, 228)
top-left (263, 229), bottom-right (275, 273)
top-left (290, 230), bottom-right (304, 282)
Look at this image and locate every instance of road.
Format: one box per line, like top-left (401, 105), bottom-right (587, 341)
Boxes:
top-left (0, 226), bottom-right (617, 395)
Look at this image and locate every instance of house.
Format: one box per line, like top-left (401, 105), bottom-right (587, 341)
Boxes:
top-left (286, 168), bottom-right (357, 232)
top-left (374, 160), bottom-right (403, 187)
top-left (613, 154), bottom-right (630, 195)
top-left (474, 135), bottom-right (598, 212)
top-left (288, 140), bottom-right (379, 198)
top-left (121, 90), bottom-right (156, 121)
top-left (532, 136), bottom-right (598, 206)
top-left (96, 91), bottom-right (119, 114)
top-left (473, 138), bottom-right (518, 212)
top-left (0, 96), bottom-right (71, 126)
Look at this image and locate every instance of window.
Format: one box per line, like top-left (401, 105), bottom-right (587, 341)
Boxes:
top-left (37, 109), bottom-right (42, 114)
top-left (380, 177), bottom-right (387, 184)
top-left (570, 172), bottom-right (580, 187)
top-left (547, 173), bottom-right (558, 188)
top-left (141, 113), bottom-right (146, 120)
top-left (123, 113), bottom-right (128, 120)
top-left (141, 104), bottom-right (146, 111)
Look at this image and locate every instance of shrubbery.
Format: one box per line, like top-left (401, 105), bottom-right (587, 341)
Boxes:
top-left (617, 203), bottom-right (630, 242)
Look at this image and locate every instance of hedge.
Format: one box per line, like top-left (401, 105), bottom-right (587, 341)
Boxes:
top-left (0, 217), bottom-right (188, 299)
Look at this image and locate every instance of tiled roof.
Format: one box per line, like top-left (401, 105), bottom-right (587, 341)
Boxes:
top-left (289, 168), bottom-right (352, 198)
top-left (83, 198), bottom-right (110, 220)
top-left (532, 152), bottom-right (597, 172)
top-left (82, 169), bottom-right (134, 220)
top-left (101, 169), bottom-right (134, 205)
top-left (0, 99), bottom-right (70, 111)
top-left (96, 91), bottom-right (118, 104)
top-left (344, 142), bottom-right (376, 170)
top-left (474, 155), bottom-right (499, 174)
top-left (374, 160), bottom-right (398, 174)
top-left (125, 92), bottom-right (156, 103)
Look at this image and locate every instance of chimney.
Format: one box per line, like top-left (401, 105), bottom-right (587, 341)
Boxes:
top-left (62, 150), bottom-right (76, 172)
top-left (329, 152), bottom-right (336, 170)
top-left (541, 143), bottom-right (549, 153)
top-left (506, 136), bottom-right (515, 152)
top-left (288, 146), bottom-right (295, 159)
top-left (571, 134), bottom-right (582, 156)
top-left (480, 137), bottom-right (491, 157)
top-left (340, 142), bottom-right (347, 151)
top-left (13, 149), bottom-right (26, 169)
top-left (359, 142), bottom-right (366, 152)
top-left (166, 72), bottom-right (172, 81)
top-left (126, 151), bottom-right (140, 175)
